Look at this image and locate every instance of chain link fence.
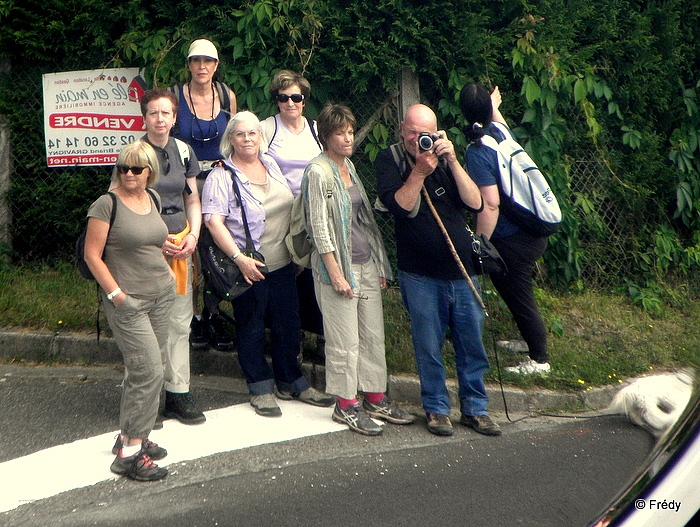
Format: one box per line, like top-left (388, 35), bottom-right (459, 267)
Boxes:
top-left (1, 59), bottom-right (631, 290)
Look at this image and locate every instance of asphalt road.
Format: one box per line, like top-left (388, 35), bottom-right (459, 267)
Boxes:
top-left (0, 363), bottom-right (656, 527)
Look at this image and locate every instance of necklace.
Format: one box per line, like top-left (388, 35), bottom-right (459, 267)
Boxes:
top-left (187, 82), bottom-right (218, 142)
top-left (128, 192), bottom-right (149, 212)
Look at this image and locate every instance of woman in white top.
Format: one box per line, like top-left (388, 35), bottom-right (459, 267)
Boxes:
top-left (262, 70), bottom-right (325, 354)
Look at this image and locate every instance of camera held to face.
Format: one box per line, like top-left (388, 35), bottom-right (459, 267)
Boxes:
top-left (418, 132), bottom-right (440, 152)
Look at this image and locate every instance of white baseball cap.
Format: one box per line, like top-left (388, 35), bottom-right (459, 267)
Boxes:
top-left (187, 39), bottom-right (219, 61)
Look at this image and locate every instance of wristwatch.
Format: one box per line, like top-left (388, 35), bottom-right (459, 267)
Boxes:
top-left (107, 287), bottom-right (121, 301)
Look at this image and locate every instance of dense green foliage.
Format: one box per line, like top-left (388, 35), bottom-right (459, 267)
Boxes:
top-left (2, 0), bottom-right (700, 296)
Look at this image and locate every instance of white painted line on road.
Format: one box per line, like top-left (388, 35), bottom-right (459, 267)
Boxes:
top-left (0, 400), bottom-right (351, 513)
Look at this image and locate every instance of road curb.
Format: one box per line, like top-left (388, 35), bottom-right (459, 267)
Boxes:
top-left (0, 330), bottom-right (621, 414)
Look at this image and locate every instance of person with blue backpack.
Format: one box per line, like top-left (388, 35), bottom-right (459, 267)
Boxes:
top-left (460, 83), bottom-right (553, 375)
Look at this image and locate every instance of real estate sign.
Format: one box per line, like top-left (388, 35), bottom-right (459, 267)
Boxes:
top-left (43, 69), bottom-right (146, 167)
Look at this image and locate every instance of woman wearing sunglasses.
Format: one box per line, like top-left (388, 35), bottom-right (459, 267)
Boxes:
top-left (84, 141), bottom-right (174, 481)
top-left (262, 70), bottom-right (325, 363)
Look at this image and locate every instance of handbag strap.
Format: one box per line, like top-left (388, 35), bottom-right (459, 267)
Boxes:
top-left (222, 163), bottom-right (255, 253)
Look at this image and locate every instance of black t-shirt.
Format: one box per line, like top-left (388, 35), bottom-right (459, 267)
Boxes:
top-left (374, 145), bottom-right (480, 279)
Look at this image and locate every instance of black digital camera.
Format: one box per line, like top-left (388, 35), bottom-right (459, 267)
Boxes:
top-left (418, 132), bottom-right (440, 151)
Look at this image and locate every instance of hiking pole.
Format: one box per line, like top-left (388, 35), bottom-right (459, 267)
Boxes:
top-left (420, 186), bottom-right (488, 315)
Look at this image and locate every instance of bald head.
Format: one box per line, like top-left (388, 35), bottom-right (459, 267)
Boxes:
top-left (401, 104), bottom-right (438, 154)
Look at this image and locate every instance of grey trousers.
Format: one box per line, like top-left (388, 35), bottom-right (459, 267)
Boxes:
top-left (315, 261), bottom-right (387, 400)
top-left (164, 257), bottom-right (193, 393)
top-left (103, 286), bottom-right (175, 439)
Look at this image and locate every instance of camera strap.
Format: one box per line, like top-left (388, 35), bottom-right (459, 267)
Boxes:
top-left (420, 185), bottom-right (487, 314)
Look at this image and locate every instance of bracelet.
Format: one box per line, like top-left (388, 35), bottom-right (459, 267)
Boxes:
top-left (231, 252), bottom-right (242, 260)
top-left (188, 232), bottom-right (198, 242)
top-left (107, 287), bottom-right (121, 301)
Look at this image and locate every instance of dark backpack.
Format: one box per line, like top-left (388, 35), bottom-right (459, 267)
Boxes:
top-left (475, 122), bottom-right (562, 236)
top-left (262, 114), bottom-right (322, 150)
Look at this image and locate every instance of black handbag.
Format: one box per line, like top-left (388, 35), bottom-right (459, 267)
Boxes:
top-left (466, 225), bottom-right (507, 276)
top-left (200, 165), bottom-right (268, 308)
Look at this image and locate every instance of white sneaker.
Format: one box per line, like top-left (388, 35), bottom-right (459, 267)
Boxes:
top-left (505, 359), bottom-right (551, 375)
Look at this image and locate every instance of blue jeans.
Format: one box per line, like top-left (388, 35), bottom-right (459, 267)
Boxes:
top-left (399, 270), bottom-right (490, 416)
top-left (231, 263), bottom-right (309, 396)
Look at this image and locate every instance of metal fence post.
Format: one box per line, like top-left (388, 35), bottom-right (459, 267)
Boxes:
top-left (0, 56), bottom-right (11, 254)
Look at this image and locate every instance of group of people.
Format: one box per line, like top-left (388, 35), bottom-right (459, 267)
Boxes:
top-left (83, 37), bottom-right (552, 482)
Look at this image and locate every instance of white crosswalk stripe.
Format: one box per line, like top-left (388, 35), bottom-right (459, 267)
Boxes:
top-left (0, 400), bottom-right (349, 513)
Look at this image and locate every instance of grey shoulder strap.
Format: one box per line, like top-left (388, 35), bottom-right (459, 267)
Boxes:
top-left (388, 143), bottom-right (420, 218)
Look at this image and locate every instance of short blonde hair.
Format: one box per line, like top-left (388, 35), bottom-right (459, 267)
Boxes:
top-left (112, 140), bottom-right (160, 187)
top-left (220, 111), bottom-right (267, 158)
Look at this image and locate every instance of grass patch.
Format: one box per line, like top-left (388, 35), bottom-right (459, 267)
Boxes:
top-left (0, 262), bottom-right (100, 334)
top-left (1, 264), bottom-right (699, 391)
top-left (381, 283), bottom-right (699, 391)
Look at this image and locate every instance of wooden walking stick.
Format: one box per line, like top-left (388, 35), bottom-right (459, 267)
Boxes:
top-left (420, 186), bottom-right (488, 315)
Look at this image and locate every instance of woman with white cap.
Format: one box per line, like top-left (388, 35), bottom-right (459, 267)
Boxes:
top-left (171, 38), bottom-right (237, 352)
top-left (172, 38), bottom-right (237, 175)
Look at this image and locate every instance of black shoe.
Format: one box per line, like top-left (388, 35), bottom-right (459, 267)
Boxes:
top-left (207, 314), bottom-right (235, 351)
top-left (460, 414), bottom-right (502, 436)
top-left (164, 391), bottom-right (206, 425)
top-left (189, 317), bottom-right (210, 350)
top-left (111, 436), bottom-right (167, 460)
top-left (110, 447), bottom-right (168, 481)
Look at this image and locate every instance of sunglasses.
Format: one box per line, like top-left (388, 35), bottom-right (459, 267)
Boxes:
top-left (116, 165), bottom-right (148, 175)
top-left (276, 93), bottom-right (304, 103)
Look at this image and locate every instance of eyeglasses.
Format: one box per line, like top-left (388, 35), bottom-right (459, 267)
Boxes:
top-left (116, 165), bottom-right (147, 175)
top-left (276, 93), bottom-right (304, 103)
top-left (192, 117), bottom-right (220, 143)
